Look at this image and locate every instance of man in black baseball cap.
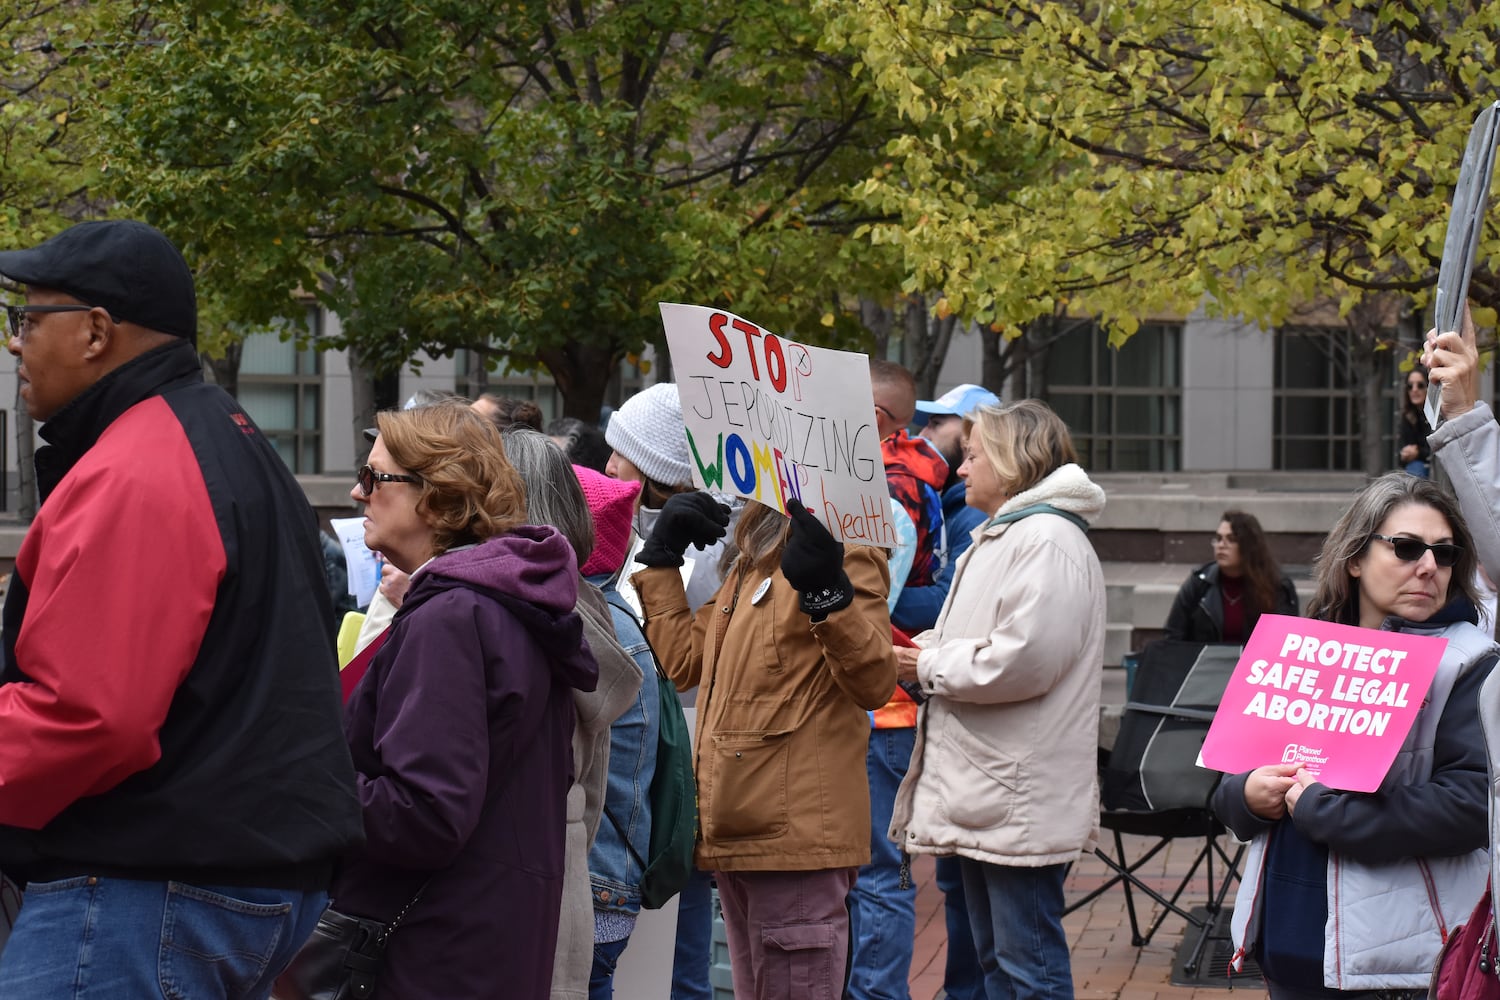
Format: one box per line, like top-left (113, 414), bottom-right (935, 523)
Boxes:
top-left (0, 220), bottom-right (361, 995)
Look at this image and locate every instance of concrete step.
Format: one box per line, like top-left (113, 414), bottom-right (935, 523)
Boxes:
top-left (1103, 622), bottom-right (1133, 668)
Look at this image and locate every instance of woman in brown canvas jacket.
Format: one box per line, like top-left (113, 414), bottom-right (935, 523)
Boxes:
top-left (631, 494), bottom-right (896, 1000)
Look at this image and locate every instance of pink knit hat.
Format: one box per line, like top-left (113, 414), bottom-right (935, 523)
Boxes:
top-left (576, 465), bottom-right (643, 576)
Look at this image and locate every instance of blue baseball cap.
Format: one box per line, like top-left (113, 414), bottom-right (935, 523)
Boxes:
top-left (914, 383), bottom-right (1000, 419)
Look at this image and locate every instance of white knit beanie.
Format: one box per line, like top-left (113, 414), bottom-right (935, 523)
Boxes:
top-left (605, 382), bottom-right (694, 487)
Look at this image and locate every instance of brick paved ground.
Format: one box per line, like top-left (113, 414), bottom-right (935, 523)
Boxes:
top-left (908, 835), bottom-right (1268, 1000)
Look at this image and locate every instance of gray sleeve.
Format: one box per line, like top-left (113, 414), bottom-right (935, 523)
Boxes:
top-left (1430, 400), bottom-right (1500, 585)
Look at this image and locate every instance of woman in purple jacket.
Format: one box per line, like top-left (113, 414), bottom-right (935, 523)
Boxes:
top-left (332, 402), bottom-right (599, 999)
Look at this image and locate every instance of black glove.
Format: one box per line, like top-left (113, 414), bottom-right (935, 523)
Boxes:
top-left (780, 498), bottom-right (853, 621)
top-left (637, 492), bottom-right (731, 568)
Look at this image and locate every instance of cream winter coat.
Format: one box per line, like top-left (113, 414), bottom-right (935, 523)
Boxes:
top-left (551, 583), bottom-right (642, 1000)
top-left (889, 463), bottom-right (1106, 866)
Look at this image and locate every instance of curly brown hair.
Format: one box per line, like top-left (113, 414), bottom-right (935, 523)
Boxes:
top-left (375, 402), bottom-right (527, 554)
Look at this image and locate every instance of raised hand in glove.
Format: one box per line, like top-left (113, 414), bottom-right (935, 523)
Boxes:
top-left (780, 498), bottom-right (853, 621)
top-left (637, 491), bottom-right (732, 568)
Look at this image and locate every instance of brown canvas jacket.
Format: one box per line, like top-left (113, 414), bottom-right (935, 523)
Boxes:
top-left (633, 543), bottom-right (896, 872)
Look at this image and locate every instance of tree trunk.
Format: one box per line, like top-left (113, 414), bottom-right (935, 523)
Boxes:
top-left (462, 350), bottom-right (492, 400)
top-left (859, 297), bottom-right (893, 362)
top-left (910, 311), bottom-right (958, 398)
top-left (539, 341), bottom-right (621, 422)
top-left (902, 294), bottom-right (926, 373)
top-left (348, 344), bottom-right (380, 464)
top-left (1355, 346), bottom-right (1384, 477)
top-left (201, 342), bottom-right (242, 398)
top-left (1346, 299), bottom-right (1390, 477)
top-left (14, 396), bottom-right (34, 523)
top-left (982, 325), bottom-right (1007, 397)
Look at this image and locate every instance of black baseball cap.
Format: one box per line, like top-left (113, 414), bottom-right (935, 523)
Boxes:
top-left (0, 220), bottom-right (197, 343)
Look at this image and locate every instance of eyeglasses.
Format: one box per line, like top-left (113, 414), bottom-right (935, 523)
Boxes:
top-left (1212, 533), bottom-right (1237, 545)
top-left (1369, 533), bottom-right (1462, 567)
top-left (356, 464), bottom-right (420, 497)
top-left (1407, 380), bottom-right (1428, 391)
top-left (5, 304), bottom-right (98, 342)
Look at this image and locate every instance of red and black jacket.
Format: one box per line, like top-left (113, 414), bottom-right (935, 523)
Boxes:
top-left (0, 339), bottom-right (362, 887)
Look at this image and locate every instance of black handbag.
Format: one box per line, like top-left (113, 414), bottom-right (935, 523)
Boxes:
top-left (271, 884), bottom-right (427, 1000)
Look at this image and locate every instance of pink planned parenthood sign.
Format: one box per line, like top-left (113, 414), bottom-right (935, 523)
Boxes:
top-left (1198, 614), bottom-right (1445, 792)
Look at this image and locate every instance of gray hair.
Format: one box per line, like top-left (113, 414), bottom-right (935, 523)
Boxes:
top-left (404, 389), bottom-right (467, 409)
top-left (1307, 471), bottom-right (1480, 624)
top-left (500, 426), bottom-right (595, 567)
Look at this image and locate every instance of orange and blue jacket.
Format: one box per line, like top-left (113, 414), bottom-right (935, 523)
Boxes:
top-left (875, 431), bottom-right (950, 728)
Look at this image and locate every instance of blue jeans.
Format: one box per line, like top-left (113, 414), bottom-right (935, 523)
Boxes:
top-left (958, 859), bottom-right (1073, 1000)
top-left (1405, 459), bottom-right (1430, 480)
top-left (0, 876), bottom-right (327, 1000)
top-left (672, 868), bottom-right (714, 1000)
top-left (590, 936), bottom-right (632, 1000)
top-left (847, 727), bottom-right (917, 1000)
top-left (935, 856), bottom-right (983, 1000)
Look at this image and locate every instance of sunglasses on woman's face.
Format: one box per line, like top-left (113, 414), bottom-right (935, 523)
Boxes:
top-left (1369, 533), bottom-right (1461, 567)
top-left (1407, 379), bottom-right (1428, 391)
top-left (356, 464), bottom-right (419, 498)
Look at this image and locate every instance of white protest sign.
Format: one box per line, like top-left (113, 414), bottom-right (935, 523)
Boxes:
top-left (330, 516), bottom-right (382, 607)
top-left (659, 303), bottom-right (895, 547)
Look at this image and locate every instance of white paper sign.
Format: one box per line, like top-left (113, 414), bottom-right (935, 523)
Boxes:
top-left (330, 516), bottom-right (382, 607)
top-left (659, 303), bottom-right (894, 547)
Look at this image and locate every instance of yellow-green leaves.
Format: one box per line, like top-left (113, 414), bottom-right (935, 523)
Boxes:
top-left (824, 0), bottom-right (1500, 339)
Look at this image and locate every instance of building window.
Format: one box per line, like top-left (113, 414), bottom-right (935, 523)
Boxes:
top-left (1045, 321), bottom-right (1182, 471)
top-left (238, 307), bottom-right (323, 474)
top-left (1273, 327), bottom-right (1397, 471)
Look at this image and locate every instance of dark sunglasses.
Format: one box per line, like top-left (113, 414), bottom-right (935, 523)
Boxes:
top-left (356, 464), bottom-right (419, 498)
top-left (1406, 380), bottom-right (1428, 390)
top-left (1369, 533), bottom-right (1462, 567)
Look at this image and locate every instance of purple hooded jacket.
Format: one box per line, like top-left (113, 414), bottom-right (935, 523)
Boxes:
top-left (332, 525), bottom-right (599, 1000)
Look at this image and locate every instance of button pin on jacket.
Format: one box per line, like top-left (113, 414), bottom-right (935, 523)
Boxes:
top-left (751, 578), bottom-right (772, 605)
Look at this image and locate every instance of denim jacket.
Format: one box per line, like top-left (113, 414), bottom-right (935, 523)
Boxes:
top-left (586, 575), bottom-right (660, 914)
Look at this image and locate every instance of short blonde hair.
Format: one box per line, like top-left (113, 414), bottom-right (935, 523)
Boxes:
top-left (963, 399), bottom-right (1079, 496)
top-left (375, 402), bottom-right (527, 554)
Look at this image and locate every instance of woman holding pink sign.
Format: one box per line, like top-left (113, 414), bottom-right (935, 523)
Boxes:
top-left (1211, 473), bottom-right (1495, 998)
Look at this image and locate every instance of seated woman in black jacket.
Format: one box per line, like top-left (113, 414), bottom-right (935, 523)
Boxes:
top-left (1164, 510), bottom-right (1299, 644)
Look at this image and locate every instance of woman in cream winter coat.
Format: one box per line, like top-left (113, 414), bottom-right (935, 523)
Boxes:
top-left (890, 399), bottom-right (1106, 1000)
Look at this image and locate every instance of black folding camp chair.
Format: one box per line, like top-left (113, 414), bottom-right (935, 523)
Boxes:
top-left (1066, 641), bottom-right (1244, 976)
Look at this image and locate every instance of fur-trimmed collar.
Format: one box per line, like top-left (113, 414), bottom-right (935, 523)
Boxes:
top-left (989, 463), bottom-right (1105, 525)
